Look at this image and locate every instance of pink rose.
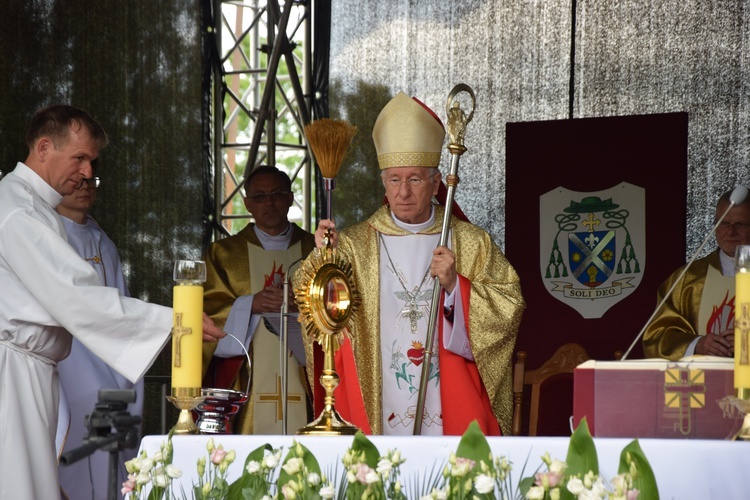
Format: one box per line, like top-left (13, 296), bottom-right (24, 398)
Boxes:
top-left (211, 447), bottom-right (228, 465)
top-left (121, 474), bottom-right (136, 495)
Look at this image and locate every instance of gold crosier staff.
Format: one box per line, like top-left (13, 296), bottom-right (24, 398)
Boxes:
top-left (413, 84), bottom-right (476, 435)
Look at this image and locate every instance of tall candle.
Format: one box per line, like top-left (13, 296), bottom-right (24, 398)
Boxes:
top-left (735, 246), bottom-right (750, 390)
top-left (172, 260), bottom-right (206, 395)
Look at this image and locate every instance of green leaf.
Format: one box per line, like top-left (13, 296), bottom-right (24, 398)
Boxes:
top-left (146, 485), bottom-right (165, 500)
top-left (619, 440), bottom-right (659, 499)
top-left (226, 443), bottom-right (274, 499)
top-left (565, 417), bottom-right (599, 478)
top-left (349, 431), bottom-right (382, 468)
top-left (277, 440), bottom-right (323, 493)
top-left (455, 420), bottom-right (493, 467)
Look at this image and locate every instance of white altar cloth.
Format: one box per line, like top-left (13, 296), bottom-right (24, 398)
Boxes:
top-left (139, 434), bottom-right (749, 499)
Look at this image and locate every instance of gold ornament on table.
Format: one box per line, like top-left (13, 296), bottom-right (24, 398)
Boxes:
top-left (295, 117), bottom-right (361, 435)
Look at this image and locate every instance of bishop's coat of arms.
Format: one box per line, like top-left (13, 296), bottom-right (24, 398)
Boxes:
top-left (539, 182), bottom-right (646, 318)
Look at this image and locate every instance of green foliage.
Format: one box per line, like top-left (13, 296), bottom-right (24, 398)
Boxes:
top-left (619, 441), bottom-right (659, 499)
top-left (226, 443), bottom-right (275, 499)
top-left (565, 418), bottom-right (599, 479)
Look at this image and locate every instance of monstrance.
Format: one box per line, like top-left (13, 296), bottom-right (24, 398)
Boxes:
top-left (295, 118), bottom-right (361, 435)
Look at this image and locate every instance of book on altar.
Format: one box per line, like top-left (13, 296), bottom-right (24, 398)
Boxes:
top-left (573, 357), bottom-right (744, 439)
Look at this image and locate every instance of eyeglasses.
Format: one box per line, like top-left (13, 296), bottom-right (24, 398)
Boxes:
top-left (75, 177), bottom-right (100, 189)
top-left (384, 176), bottom-right (434, 189)
top-left (717, 221), bottom-right (750, 230)
top-left (247, 191), bottom-right (291, 203)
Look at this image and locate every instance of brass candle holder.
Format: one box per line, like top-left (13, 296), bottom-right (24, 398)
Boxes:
top-left (728, 388), bottom-right (750, 441)
top-left (294, 234), bottom-right (361, 435)
top-left (167, 387), bottom-right (204, 435)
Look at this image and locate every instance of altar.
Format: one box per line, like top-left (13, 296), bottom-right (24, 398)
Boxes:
top-left (138, 434), bottom-right (749, 498)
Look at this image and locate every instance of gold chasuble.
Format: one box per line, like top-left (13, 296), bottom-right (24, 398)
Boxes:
top-left (644, 250), bottom-right (734, 360)
top-left (302, 205), bottom-right (525, 434)
top-left (203, 224), bottom-right (315, 434)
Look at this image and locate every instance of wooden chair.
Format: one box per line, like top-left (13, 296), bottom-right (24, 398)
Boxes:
top-left (512, 342), bottom-right (590, 436)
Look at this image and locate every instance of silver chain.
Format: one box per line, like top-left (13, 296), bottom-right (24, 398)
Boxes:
top-left (379, 234), bottom-right (433, 334)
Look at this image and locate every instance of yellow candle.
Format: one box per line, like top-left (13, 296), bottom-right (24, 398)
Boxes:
top-left (172, 283), bottom-right (203, 391)
top-left (735, 272), bottom-right (750, 389)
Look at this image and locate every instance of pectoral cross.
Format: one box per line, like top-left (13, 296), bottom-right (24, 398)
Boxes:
top-left (396, 288), bottom-right (430, 334)
top-left (172, 313), bottom-right (192, 367)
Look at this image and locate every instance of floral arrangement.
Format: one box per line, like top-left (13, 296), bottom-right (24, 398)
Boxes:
top-left (123, 419), bottom-right (657, 500)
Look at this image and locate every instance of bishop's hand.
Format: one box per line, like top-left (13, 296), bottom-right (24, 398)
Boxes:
top-left (431, 246), bottom-right (457, 293)
top-left (315, 219), bottom-right (338, 249)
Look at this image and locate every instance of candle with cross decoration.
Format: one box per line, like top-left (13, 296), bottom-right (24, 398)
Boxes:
top-left (735, 246), bottom-right (750, 390)
top-left (171, 260), bottom-right (206, 393)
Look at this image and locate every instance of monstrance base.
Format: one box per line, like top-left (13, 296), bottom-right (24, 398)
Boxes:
top-left (296, 407), bottom-right (359, 436)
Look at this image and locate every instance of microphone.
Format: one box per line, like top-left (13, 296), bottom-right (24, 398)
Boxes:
top-left (620, 185), bottom-right (748, 360)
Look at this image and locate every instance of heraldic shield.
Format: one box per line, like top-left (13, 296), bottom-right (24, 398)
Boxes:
top-left (540, 182), bottom-right (646, 319)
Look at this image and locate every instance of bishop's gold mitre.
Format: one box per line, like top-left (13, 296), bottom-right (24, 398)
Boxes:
top-left (372, 92), bottom-right (446, 170)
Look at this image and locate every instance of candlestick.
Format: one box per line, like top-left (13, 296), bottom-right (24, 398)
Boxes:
top-left (735, 246), bottom-right (750, 390)
top-left (168, 260), bottom-right (206, 434)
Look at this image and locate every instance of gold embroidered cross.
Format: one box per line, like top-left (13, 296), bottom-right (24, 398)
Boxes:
top-left (737, 303), bottom-right (750, 365)
top-left (258, 375), bottom-right (303, 421)
top-left (172, 313), bottom-right (192, 367)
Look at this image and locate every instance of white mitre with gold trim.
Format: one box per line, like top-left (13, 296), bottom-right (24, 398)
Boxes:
top-left (372, 92), bottom-right (446, 170)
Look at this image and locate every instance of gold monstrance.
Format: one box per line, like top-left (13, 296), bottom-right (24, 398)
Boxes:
top-left (295, 118), bottom-right (361, 435)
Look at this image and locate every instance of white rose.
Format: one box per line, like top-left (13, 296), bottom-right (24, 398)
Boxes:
top-left (264, 453), bottom-right (280, 469)
top-left (307, 472), bottom-right (321, 486)
top-left (364, 469), bottom-right (380, 484)
top-left (474, 474), bottom-right (495, 495)
top-left (527, 485), bottom-right (545, 500)
top-left (282, 457), bottom-right (304, 475)
top-left (152, 468), bottom-right (169, 488)
top-left (320, 485), bottom-right (335, 499)
top-left (140, 458), bottom-right (154, 473)
top-left (135, 471), bottom-right (151, 486)
top-left (376, 458), bottom-right (393, 476)
top-left (166, 464), bottom-right (182, 479)
top-left (567, 477), bottom-right (585, 495)
top-left (474, 473), bottom-right (494, 494)
top-left (246, 460), bottom-right (261, 474)
top-left (549, 459), bottom-right (567, 475)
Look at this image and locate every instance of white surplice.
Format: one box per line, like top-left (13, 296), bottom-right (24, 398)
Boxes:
top-left (56, 213), bottom-right (144, 500)
top-left (0, 163), bottom-right (172, 500)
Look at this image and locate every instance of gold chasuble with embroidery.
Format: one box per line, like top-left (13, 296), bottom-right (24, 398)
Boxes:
top-left (644, 250), bottom-right (735, 360)
top-left (203, 224), bottom-right (315, 434)
top-left (302, 205), bottom-right (525, 435)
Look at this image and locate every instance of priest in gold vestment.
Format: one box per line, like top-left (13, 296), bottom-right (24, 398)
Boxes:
top-left (304, 92), bottom-right (525, 435)
top-left (203, 166), bottom-right (315, 434)
top-left (643, 190), bottom-right (750, 359)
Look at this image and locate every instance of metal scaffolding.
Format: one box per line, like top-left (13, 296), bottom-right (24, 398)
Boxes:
top-left (210, 0), bottom-right (315, 239)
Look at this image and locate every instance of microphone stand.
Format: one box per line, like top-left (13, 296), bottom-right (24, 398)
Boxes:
top-left (280, 257), bottom-right (304, 435)
top-left (620, 186), bottom-right (749, 360)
